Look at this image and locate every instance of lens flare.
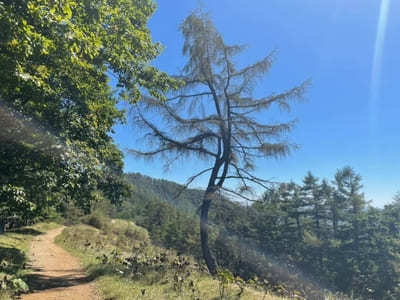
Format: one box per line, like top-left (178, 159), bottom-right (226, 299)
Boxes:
top-left (370, 0), bottom-right (391, 137)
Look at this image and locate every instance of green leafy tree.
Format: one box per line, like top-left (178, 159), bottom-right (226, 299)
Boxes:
top-left (0, 0), bottom-right (177, 225)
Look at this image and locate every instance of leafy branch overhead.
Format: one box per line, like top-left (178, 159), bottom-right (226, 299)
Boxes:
top-left (0, 0), bottom-right (177, 227)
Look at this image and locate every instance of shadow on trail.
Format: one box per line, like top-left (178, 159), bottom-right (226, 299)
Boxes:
top-left (9, 228), bottom-right (42, 236)
top-left (23, 271), bottom-right (94, 292)
top-left (0, 246), bottom-right (27, 273)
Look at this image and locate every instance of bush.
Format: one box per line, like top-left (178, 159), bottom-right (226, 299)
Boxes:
top-left (10, 278), bottom-right (29, 294)
top-left (0, 276), bottom-right (29, 297)
top-left (61, 202), bottom-right (85, 225)
top-left (113, 220), bottom-right (149, 242)
top-left (82, 213), bottom-right (108, 230)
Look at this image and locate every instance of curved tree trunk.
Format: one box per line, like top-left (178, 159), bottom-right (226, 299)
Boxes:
top-left (200, 189), bottom-right (217, 275)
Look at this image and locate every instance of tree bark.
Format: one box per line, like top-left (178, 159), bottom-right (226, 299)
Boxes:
top-left (0, 218), bottom-right (5, 234)
top-left (200, 188), bottom-right (217, 275)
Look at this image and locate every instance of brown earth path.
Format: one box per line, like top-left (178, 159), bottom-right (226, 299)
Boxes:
top-left (21, 226), bottom-right (99, 300)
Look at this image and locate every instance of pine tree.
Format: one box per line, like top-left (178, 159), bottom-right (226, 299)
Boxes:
top-left (301, 172), bottom-right (324, 238)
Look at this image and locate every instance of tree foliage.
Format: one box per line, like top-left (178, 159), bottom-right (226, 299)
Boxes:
top-left (0, 0), bottom-right (177, 228)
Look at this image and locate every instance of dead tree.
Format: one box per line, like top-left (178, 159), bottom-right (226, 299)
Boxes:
top-left (129, 11), bottom-right (310, 275)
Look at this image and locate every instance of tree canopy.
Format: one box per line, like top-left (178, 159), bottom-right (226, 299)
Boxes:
top-left (0, 0), bottom-right (177, 229)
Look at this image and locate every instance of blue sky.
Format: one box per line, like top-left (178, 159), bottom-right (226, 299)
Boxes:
top-left (112, 0), bottom-right (399, 207)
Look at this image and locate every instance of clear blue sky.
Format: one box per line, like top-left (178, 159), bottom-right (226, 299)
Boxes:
top-left (112, 0), bottom-right (399, 207)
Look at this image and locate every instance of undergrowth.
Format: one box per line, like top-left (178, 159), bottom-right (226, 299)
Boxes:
top-left (56, 217), bottom-right (289, 299)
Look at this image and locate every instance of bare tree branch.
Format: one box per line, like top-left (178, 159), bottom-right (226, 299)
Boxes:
top-left (166, 91), bottom-right (213, 101)
top-left (219, 186), bottom-right (255, 202)
top-left (135, 111), bottom-right (219, 158)
top-left (128, 10), bottom-right (309, 275)
top-left (173, 167), bottom-right (214, 200)
top-left (231, 80), bottom-right (310, 112)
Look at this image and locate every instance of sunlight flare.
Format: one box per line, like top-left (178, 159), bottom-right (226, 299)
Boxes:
top-left (370, 0), bottom-right (391, 136)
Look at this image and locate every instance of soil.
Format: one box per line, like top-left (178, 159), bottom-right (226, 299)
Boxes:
top-left (21, 226), bottom-right (99, 300)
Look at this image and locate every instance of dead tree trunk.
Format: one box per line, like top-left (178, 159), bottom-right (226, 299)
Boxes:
top-left (200, 188), bottom-right (217, 275)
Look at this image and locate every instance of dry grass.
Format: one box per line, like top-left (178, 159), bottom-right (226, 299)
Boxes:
top-left (55, 220), bottom-right (293, 300)
top-left (56, 220), bottom-right (345, 300)
top-left (94, 274), bottom-right (289, 300)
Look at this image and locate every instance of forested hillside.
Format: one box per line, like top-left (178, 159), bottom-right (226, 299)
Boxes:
top-left (125, 173), bottom-right (203, 213)
top-left (121, 171), bottom-right (400, 299)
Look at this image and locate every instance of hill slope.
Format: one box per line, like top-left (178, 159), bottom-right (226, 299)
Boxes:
top-left (120, 173), bottom-right (348, 300)
top-left (56, 218), bottom-right (288, 300)
top-left (125, 173), bottom-right (203, 213)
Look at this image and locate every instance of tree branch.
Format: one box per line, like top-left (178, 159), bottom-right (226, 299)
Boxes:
top-left (167, 91), bottom-right (212, 102)
top-left (136, 111), bottom-right (218, 158)
top-left (173, 167), bottom-right (214, 200)
top-left (219, 186), bottom-right (255, 202)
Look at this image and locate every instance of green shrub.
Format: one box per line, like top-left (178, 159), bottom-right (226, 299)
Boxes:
top-left (82, 213), bottom-right (108, 230)
top-left (62, 203), bottom-right (85, 225)
top-left (116, 221), bottom-right (149, 242)
top-left (10, 278), bottom-right (29, 294)
top-left (45, 207), bottom-right (64, 224)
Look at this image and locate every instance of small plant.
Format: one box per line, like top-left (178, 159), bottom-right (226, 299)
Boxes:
top-left (247, 277), bottom-right (272, 300)
top-left (217, 268), bottom-right (235, 299)
top-left (188, 279), bottom-right (201, 300)
top-left (173, 273), bottom-right (185, 294)
top-left (0, 260), bottom-right (9, 273)
top-left (235, 275), bottom-right (246, 298)
top-left (171, 256), bottom-right (201, 298)
top-left (0, 275), bottom-right (29, 295)
top-left (10, 278), bottom-right (29, 294)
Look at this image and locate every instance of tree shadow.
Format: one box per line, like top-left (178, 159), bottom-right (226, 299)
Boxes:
top-left (0, 246), bottom-right (27, 273)
top-left (9, 228), bottom-right (42, 236)
top-left (23, 272), bottom-right (93, 292)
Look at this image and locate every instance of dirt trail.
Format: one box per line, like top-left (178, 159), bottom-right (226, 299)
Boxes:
top-left (21, 226), bottom-right (99, 300)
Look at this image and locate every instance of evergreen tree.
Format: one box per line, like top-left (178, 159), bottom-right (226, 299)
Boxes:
top-left (301, 172), bottom-right (323, 238)
top-left (334, 167), bottom-right (366, 248)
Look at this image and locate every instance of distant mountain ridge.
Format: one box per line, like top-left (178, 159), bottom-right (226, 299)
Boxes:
top-left (124, 172), bottom-right (247, 222)
top-left (124, 172), bottom-right (204, 213)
